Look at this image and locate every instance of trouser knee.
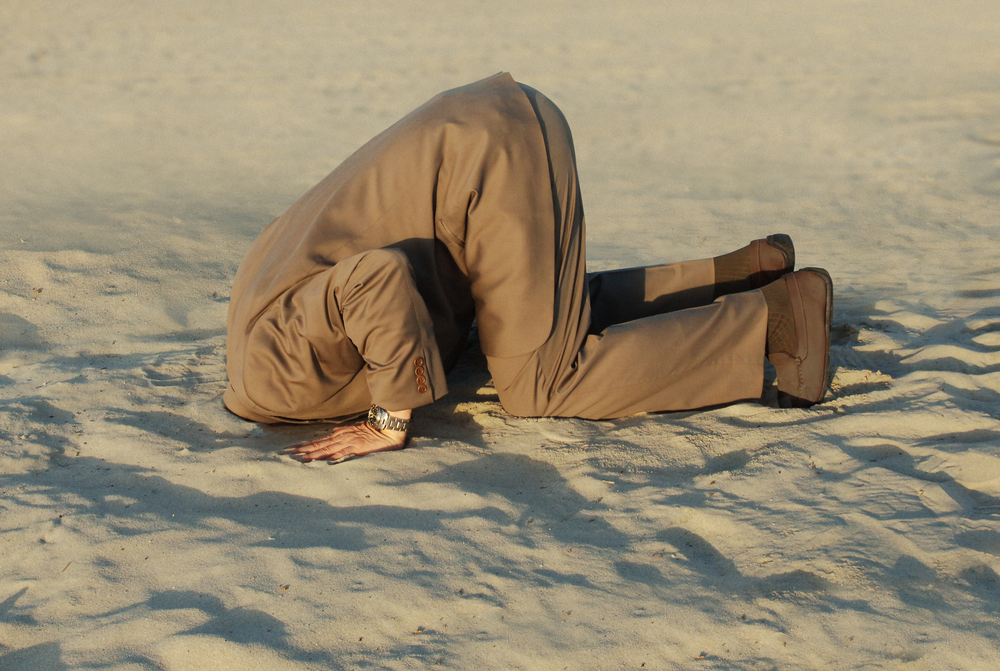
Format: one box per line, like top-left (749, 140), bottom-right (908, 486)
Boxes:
top-left (350, 247), bottom-right (413, 284)
top-left (497, 392), bottom-right (546, 418)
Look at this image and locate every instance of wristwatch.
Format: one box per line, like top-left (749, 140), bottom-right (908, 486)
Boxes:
top-left (367, 404), bottom-right (410, 433)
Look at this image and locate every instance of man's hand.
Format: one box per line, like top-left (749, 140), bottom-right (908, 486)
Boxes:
top-left (284, 417), bottom-right (408, 464)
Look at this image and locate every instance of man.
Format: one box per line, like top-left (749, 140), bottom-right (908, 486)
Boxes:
top-left (224, 73), bottom-right (833, 464)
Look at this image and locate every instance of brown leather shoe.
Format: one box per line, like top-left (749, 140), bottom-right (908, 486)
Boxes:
top-left (750, 234), bottom-right (795, 289)
top-left (767, 267), bottom-right (833, 408)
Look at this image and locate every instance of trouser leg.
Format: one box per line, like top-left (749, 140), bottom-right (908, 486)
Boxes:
top-left (543, 291), bottom-right (767, 418)
top-left (487, 84), bottom-right (588, 399)
top-left (587, 258), bottom-right (716, 333)
top-left (490, 86), bottom-right (767, 419)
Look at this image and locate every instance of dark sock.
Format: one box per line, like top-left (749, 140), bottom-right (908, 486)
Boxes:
top-left (713, 245), bottom-right (753, 299)
top-left (760, 279), bottom-right (797, 356)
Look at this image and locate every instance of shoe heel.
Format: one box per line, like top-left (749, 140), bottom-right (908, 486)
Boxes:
top-left (765, 233), bottom-right (795, 271)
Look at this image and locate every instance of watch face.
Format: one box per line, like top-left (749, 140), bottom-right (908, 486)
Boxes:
top-left (368, 405), bottom-right (385, 429)
top-left (368, 404), bottom-right (407, 432)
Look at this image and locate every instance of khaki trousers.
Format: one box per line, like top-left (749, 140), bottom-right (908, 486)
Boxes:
top-left (489, 86), bottom-right (768, 419)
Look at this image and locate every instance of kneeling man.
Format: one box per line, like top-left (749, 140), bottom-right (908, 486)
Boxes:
top-left (223, 73), bottom-right (833, 463)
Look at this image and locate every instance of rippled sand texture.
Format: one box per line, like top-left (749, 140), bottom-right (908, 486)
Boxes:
top-left (2, 1), bottom-right (1000, 669)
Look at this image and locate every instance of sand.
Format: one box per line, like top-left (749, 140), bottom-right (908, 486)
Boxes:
top-left (2, 1), bottom-right (1000, 668)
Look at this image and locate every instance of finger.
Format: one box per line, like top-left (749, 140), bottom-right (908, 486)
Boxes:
top-left (284, 441), bottom-right (333, 455)
top-left (292, 436), bottom-right (367, 462)
top-left (303, 446), bottom-right (359, 463)
top-left (283, 434), bottom-right (349, 453)
top-left (292, 444), bottom-right (353, 462)
top-left (284, 441), bottom-right (329, 458)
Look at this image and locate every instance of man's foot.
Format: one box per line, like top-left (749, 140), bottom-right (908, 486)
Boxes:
top-left (760, 268), bottom-right (833, 408)
top-left (714, 234), bottom-right (795, 298)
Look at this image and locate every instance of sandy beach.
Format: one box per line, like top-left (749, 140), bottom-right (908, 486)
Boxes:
top-left (2, 1), bottom-right (1000, 668)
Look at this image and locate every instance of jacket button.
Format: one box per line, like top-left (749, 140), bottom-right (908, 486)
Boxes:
top-left (414, 357), bottom-right (424, 367)
top-left (414, 366), bottom-right (425, 377)
top-left (416, 375), bottom-right (426, 386)
top-left (417, 385), bottom-right (428, 394)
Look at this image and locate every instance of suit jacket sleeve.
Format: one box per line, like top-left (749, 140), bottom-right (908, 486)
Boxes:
top-left (236, 249), bottom-right (447, 420)
top-left (334, 248), bottom-right (448, 411)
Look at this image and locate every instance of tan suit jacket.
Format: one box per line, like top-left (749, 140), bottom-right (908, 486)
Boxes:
top-left (225, 73), bottom-right (556, 423)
